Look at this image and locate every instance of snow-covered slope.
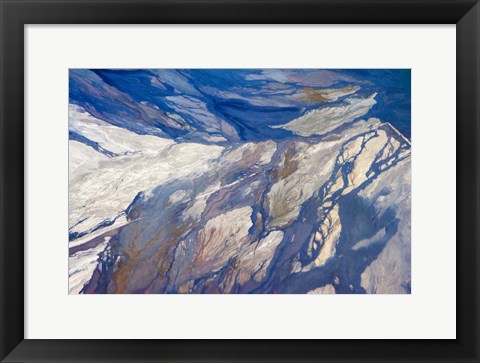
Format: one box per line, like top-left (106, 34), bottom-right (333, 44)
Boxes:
top-left (69, 108), bottom-right (410, 294)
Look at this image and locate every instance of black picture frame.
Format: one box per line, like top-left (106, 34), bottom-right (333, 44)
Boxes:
top-left (1, 0), bottom-right (479, 362)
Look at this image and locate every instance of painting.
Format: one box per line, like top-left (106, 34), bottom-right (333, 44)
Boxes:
top-left (68, 69), bottom-right (411, 294)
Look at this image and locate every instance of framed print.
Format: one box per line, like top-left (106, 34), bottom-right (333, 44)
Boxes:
top-left (1, 0), bottom-right (479, 362)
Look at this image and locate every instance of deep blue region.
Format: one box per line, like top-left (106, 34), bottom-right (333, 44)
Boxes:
top-left (91, 69), bottom-right (178, 111)
top-left (341, 69), bottom-right (411, 138)
top-left (211, 99), bottom-right (299, 141)
top-left (69, 131), bottom-right (116, 157)
top-left (69, 69), bottom-right (411, 142)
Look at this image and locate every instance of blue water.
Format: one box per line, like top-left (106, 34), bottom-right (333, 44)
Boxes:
top-left (69, 69), bottom-right (411, 141)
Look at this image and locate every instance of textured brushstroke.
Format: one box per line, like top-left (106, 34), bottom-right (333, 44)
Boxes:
top-left (271, 93), bottom-right (377, 136)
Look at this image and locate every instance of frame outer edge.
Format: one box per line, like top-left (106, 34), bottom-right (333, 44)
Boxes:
top-left (0, 0), bottom-right (479, 362)
top-left (0, 0), bottom-right (4, 359)
top-left (457, 1), bottom-right (480, 360)
top-left (0, 1), bottom-right (26, 362)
